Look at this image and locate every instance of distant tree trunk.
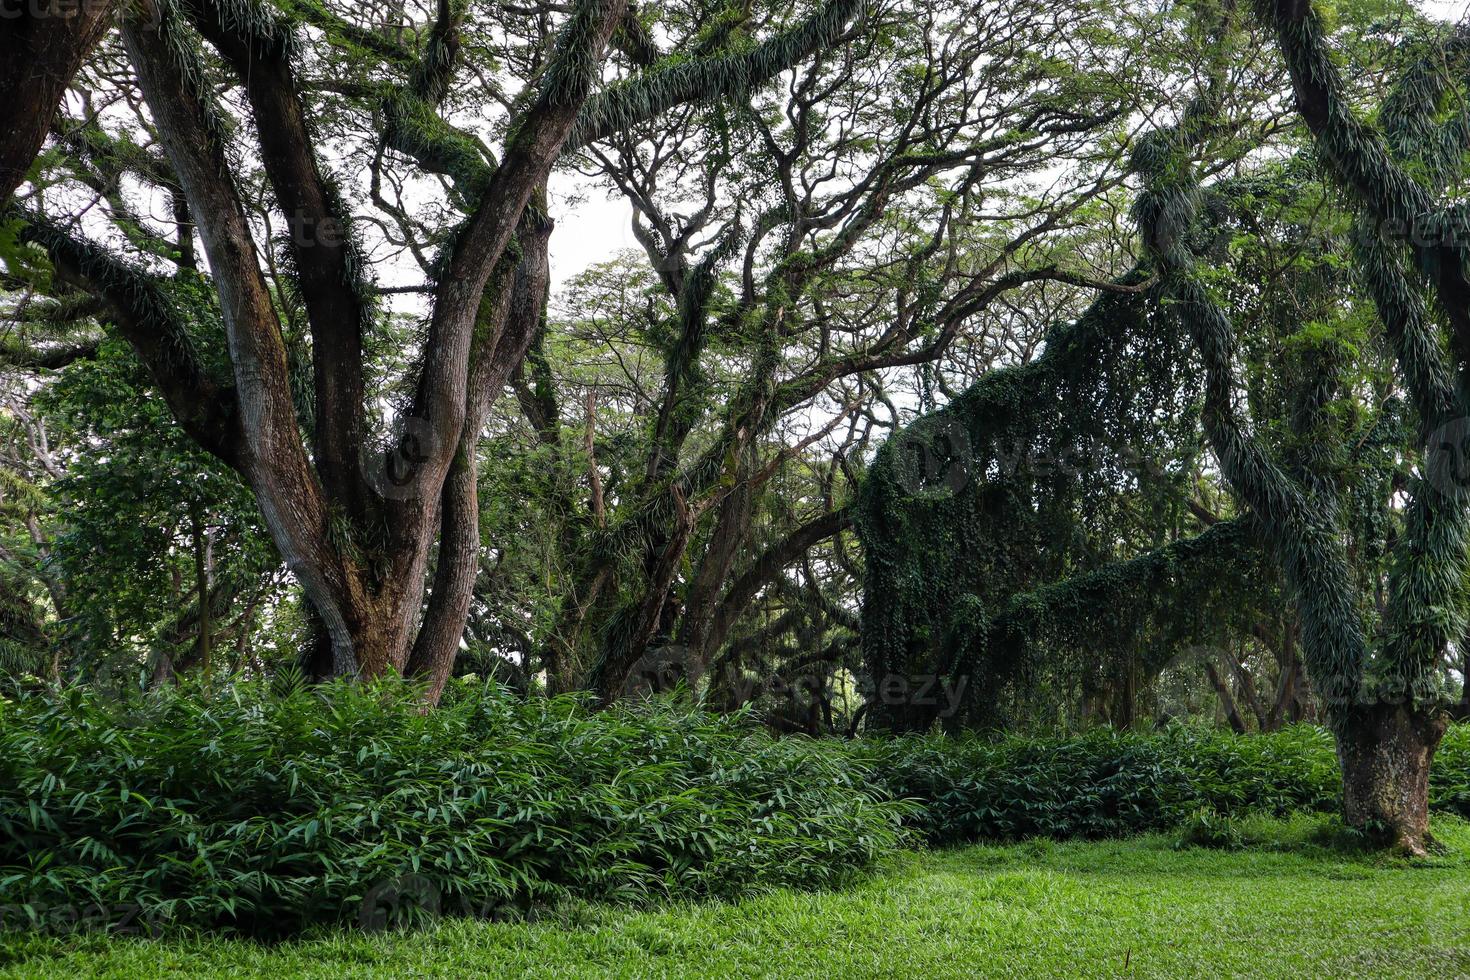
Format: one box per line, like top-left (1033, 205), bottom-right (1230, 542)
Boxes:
top-left (1110, 651), bottom-right (1138, 730)
top-left (150, 651), bottom-right (176, 688)
top-left (1265, 621), bottom-right (1308, 730)
top-left (1335, 703), bottom-right (1448, 855)
top-left (300, 614), bottom-right (336, 684)
top-left (1205, 663), bottom-right (1247, 734)
top-left (191, 502), bottom-right (212, 677)
top-left (0, 1), bottom-right (116, 203)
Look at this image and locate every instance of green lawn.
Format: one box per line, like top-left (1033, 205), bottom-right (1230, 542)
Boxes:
top-left (4, 816), bottom-right (1468, 979)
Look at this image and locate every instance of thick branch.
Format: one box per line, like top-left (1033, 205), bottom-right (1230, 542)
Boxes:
top-left (406, 0), bottom-right (628, 507)
top-left (122, 10), bottom-right (352, 664)
top-left (14, 214), bottom-right (241, 463)
top-left (0, 1), bottom-right (115, 202)
top-left (705, 506), bottom-right (854, 659)
top-left (188, 0), bottom-right (376, 523)
top-left (566, 0), bottom-right (865, 151)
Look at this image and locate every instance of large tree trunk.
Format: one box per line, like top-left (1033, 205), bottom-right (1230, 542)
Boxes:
top-left (405, 214), bottom-right (551, 703)
top-left (0, 1), bottom-right (115, 203)
top-left (1334, 702), bottom-right (1448, 856)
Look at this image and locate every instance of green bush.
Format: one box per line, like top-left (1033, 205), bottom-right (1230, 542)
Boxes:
top-left (1434, 724), bottom-right (1470, 818)
top-left (1174, 807), bottom-right (1246, 850)
top-left (0, 681), bottom-right (909, 936)
top-left (3, 678), bottom-right (1466, 938)
top-left (854, 724), bottom-right (1451, 846)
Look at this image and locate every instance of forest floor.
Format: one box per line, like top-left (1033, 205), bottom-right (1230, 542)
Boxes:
top-left (2, 815), bottom-right (1467, 979)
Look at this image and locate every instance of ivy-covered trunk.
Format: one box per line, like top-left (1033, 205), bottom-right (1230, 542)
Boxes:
top-left (1334, 703), bottom-right (1448, 855)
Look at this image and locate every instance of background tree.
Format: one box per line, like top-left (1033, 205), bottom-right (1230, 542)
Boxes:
top-left (466, 0), bottom-right (1205, 706)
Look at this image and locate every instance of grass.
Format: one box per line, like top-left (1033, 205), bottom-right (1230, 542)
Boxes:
top-left (3, 814), bottom-right (1468, 979)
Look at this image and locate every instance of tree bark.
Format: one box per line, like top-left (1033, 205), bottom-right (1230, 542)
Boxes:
top-left (121, 18), bottom-right (365, 674)
top-left (0, 0), bottom-right (115, 203)
top-left (1205, 663), bottom-right (1247, 734)
top-left (405, 215), bottom-right (552, 703)
top-left (1335, 702), bottom-right (1448, 856)
top-left (188, 0), bottom-right (375, 526)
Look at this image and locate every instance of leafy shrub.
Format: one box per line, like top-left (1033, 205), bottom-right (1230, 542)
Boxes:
top-left (0, 681), bottom-right (909, 936)
top-left (1433, 724), bottom-right (1470, 818)
top-left (1174, 807), bottom-right (1245, 850)
top-left (3, 677), bottom-right (1466, 939)
top-left (855, 725), bottom-right (1385, 845)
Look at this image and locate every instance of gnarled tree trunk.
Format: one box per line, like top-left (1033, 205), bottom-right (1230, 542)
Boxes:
top-left (1335, 703), bottom-right (1448, 855)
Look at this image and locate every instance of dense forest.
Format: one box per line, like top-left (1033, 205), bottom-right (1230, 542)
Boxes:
top-left (4, 0), bottom-right (1470, 960)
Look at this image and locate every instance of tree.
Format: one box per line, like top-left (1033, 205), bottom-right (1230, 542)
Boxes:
top-left (1129, 0), bottom-right (1470, 852)
top-left (6, 0), bottom-right (866, 703)
top-left (490, 0), bottom-right (1172, 704)
top-left (851, 0), bottom-right (1308, 733)
top-left (852, 0), bottom-right (1449, 751)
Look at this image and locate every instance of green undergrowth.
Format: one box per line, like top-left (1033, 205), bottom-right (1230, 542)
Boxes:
top-left (2, 678), bottom-right (1467, 940)
top-left (857, 723), bottom-right (1470, 845)
top-left (3, 814), bottom-right (1467, 979)
top-left (0, 681), bottom-right (908, 936)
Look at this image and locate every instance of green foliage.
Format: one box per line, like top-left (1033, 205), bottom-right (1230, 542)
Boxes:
top-left (6, 819), bottom-right (1470, 977)
top-left (1175, 806), bottom-right (1247, 849)
top-left (0, 680), bottom-right (908, 936)
top-left (1433, 723), bottom-right (1470, 816)
top-left (857, 724), bottom-right (1470, 846)
top-left (567, 0), bottom-right (866, 149)
top-left (854, 264), bottom-right (1237, 729)
top-left (1133, 1), bottom-right (1470, 725)
top-left (2, 678), bottom-right (1465, 940)
top-left (18, 340), bottom-right (281, 676)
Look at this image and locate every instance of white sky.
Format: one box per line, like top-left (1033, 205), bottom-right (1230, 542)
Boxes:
top-left (1425, 0), bottom-right (1470, 19)
top-left (546, 172), bottom-right (635, 289)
